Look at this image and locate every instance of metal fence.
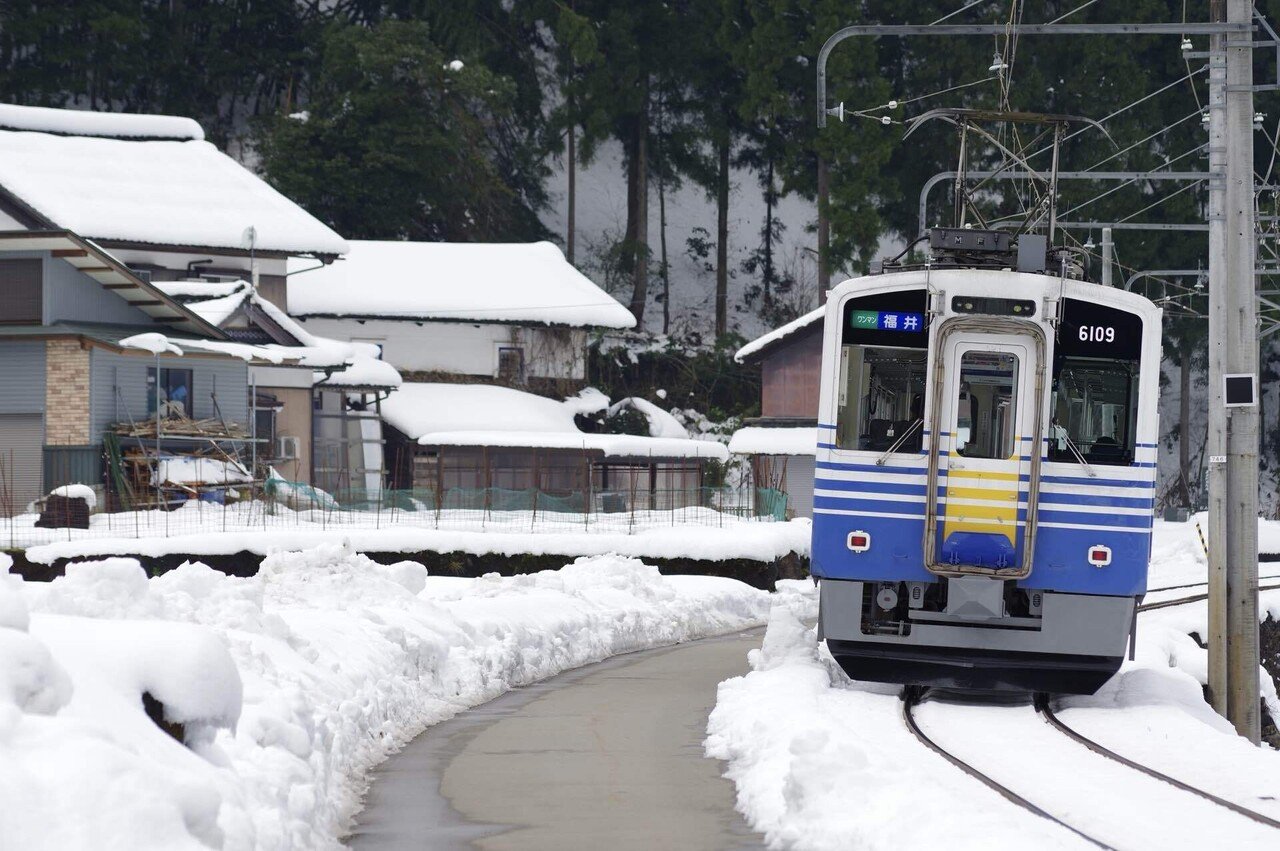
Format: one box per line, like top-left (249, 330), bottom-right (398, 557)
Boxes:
top-left (1, 446), bottom-right (790, 549)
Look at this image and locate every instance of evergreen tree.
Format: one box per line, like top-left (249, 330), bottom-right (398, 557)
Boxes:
top-left (256, 19), bottom-right (549, 242)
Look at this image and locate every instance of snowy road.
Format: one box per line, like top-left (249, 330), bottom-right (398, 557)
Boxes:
top-left (348, 629), bottom-right (767, 851)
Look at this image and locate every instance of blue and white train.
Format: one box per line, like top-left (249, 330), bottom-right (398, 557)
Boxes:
top-left (813, 229), bottom-right (1162, 694)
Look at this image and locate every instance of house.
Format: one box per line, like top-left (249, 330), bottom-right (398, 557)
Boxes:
top-left (154, 279), bottom-right (400, 491)
top-left (731, 307), bottom-right (824, 517)
top-left (287, 240), bottom-right (636, 393)
top-left (0, 230), bottom-right (347, 509)
top-left (380, 383), bottom-right (726, 511)
top-left (0, 103), bottom-right (400, 494)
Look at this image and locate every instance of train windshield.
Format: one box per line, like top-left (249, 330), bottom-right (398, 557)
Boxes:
top-left (835, 346), bottom-right (927, 452)
top-left (1049, 358), bottom-right (1139, 466)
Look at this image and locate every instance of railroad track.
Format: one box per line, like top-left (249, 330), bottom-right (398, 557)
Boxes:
top-left (902, 687), bottom-right (1280, 848)
top-left (900, 686), bottom-right (1117, 850)
top-left (1138, 580), bottom-right (1280, 612)
top-left (1034, 694), bottom-right (1280, 831)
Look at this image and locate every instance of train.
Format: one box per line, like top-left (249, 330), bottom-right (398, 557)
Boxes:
top-left (813, 227), bottom-right (1162, 694)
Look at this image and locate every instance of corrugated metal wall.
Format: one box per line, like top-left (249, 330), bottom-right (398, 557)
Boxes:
top-left (90, 350), bottom-right (249, 437)
top-left (43, 255), bottom-right (151, 326)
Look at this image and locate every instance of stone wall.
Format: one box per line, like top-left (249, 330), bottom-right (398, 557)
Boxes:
top-left (44, 339), bottom-right (90, 444)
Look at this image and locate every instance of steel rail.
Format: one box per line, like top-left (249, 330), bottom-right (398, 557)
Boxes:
top-left (1036, 696), bottom-right (1280, 830)
top-left (1138, 581), bottom-right (1280, 612)
top-left (901, 687), bottom-right (1117, 850)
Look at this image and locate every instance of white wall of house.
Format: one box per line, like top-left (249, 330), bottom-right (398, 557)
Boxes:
top-left (295, 317), bottom-right (587, 380)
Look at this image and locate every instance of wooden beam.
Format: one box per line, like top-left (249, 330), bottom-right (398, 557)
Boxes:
top-left (76, 265), bottom-right (113, 273)
top-left (151, 316), bottom-right (186, 323)
top-left (127, 299), bottom-right (163, 306)
top-left (51, 248), bottom-right (88, 258)
top-left (102, 283), bottom-right (135, 290)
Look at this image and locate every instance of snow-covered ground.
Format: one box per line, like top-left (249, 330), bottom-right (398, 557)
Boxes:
top-left (0, 545), bottom-right (811, 850)
top-left (706, 519), bottom-right (1280, 851)
top-left (21, 516), bottom-right (811, 567)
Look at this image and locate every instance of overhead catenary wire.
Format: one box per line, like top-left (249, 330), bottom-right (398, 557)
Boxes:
top-left (930, 0), bottom-right (990, 26)
top-left (1047, 0), bottom-right (1102, 25)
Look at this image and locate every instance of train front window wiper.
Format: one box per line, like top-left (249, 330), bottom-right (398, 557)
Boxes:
top-left (1051, 420), bottom-right (1097, 478)
top-left (875, 418), bottom-right (923, 466)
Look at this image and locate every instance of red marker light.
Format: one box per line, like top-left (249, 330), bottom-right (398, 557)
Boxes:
top-left (847, 531), bottom-right (871, 553)
top-left (1087, 545), bottom-right (1112, 567)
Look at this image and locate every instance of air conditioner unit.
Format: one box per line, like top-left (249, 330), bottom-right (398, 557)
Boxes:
top-left (277, 435), bottom-right (300, 460)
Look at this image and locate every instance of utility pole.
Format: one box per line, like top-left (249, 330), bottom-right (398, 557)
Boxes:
top-left (1206, 0), bottom-right (1229, 718)
top-left (1207, 0), bottom-right (1261, 741)
top-left (1100, 226), bottom-right (1113, 287)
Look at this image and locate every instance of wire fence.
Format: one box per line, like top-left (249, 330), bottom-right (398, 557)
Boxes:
top-left (0, 447), bottom-right (790, 549)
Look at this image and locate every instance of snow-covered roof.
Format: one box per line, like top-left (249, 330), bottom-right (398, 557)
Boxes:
top-left (0, 103), bottom-right (204, 140)
top-left (154, 279), bottom-right (324, 347)
top-left (117, 331), bottom-right (400, 392)
top-left (728, 427), bottom-right (817, 456)
top-left (288, 240), bottom-right (636, 329)
top-left (0, 109), bottom-right (349, 256)
top-left (382, 383), bottom-right (726, 460)
top-left (734, 306), bottom-right (823, 363)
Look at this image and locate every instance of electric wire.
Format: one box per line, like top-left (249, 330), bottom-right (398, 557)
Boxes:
top-left (930, 0), bottom-right (990, 26)
top-left (1047, 0), bottom-right (1101, 25)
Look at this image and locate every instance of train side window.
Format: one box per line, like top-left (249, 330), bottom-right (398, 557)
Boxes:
top-left (1049, 358), bottom-right (1138, 466)
top-left (836, 346), bottom-right (927, 451)
top-left (953, 351), bottom-right (1018, 460)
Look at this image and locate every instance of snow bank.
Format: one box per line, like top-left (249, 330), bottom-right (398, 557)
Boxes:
top-left (707, 549), bottom-right (1280, 849)
top-left (7, 544), bottom-right (780, 849)
top-left (25, 518), bottom-right (812, 566)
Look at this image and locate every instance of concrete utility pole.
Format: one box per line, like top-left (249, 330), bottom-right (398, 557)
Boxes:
top-left (1100, 226), bottom-right (1114, 287)
top-left (1209, 0), bottom-right (1261, 743)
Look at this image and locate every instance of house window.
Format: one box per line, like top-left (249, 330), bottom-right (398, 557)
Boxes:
top-left (498, 346), bottom-right (526, 384)
top-left (147, 367), bottom-right (194, 419)
top-left (0, 258), bottom-right (42, 323)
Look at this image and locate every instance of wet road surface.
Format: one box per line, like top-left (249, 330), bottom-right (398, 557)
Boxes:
top-left (347, 629), bottom-right (766, 851)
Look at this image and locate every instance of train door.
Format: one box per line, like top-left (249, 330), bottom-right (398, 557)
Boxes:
top-left (926, 328), bottom-right (1042, 576)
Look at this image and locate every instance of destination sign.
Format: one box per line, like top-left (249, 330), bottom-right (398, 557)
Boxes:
top-left (842, 289), bottom-right (930, 349)
top-left (1057, 299), bottom-right (1142, 361)
top-left (849, 310), bottom-right (925, 333)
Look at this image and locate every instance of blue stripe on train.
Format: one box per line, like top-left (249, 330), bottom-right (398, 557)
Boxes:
top-left (812, 512), bottom-right (1149, 595)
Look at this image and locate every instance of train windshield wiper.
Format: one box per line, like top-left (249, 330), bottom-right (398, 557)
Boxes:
top-left (876, 418), bottom-right (923, 466)
top-left (1054, 426), bottom-right (1097, 478)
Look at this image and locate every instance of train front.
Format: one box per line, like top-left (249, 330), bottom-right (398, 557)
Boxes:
top-left (813, 230), bottom-right (1162, 694)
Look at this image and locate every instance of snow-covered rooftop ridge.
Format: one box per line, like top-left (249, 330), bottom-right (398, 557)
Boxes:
top-left (728, 426), bottom-right (817, 456)
top-left (381, 382), bottom-right (725, 460)
top-left (0, 119), bottom-right (349, 256)
top-left (734, 305), bottom-right (823, 363)
top-left (0, 103), bottom-right (204, 140)
top-left (287, 240), bottom-right (636, 329)
top-left (155, 279), bottom-right (323, 347)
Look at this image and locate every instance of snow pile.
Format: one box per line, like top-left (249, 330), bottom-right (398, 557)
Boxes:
top-left (708, 560), bottom-right (1280, 850)
top-left (50, 484), bottom-right (97, 509)
top-left (609, 396), bottom-right (690, 439)
top-left (8, 545), bottom-right (777, 849)
top-left (287, 240), bottom-right (635, 328)
top-left (1, 560), bottom-right (241, 850)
